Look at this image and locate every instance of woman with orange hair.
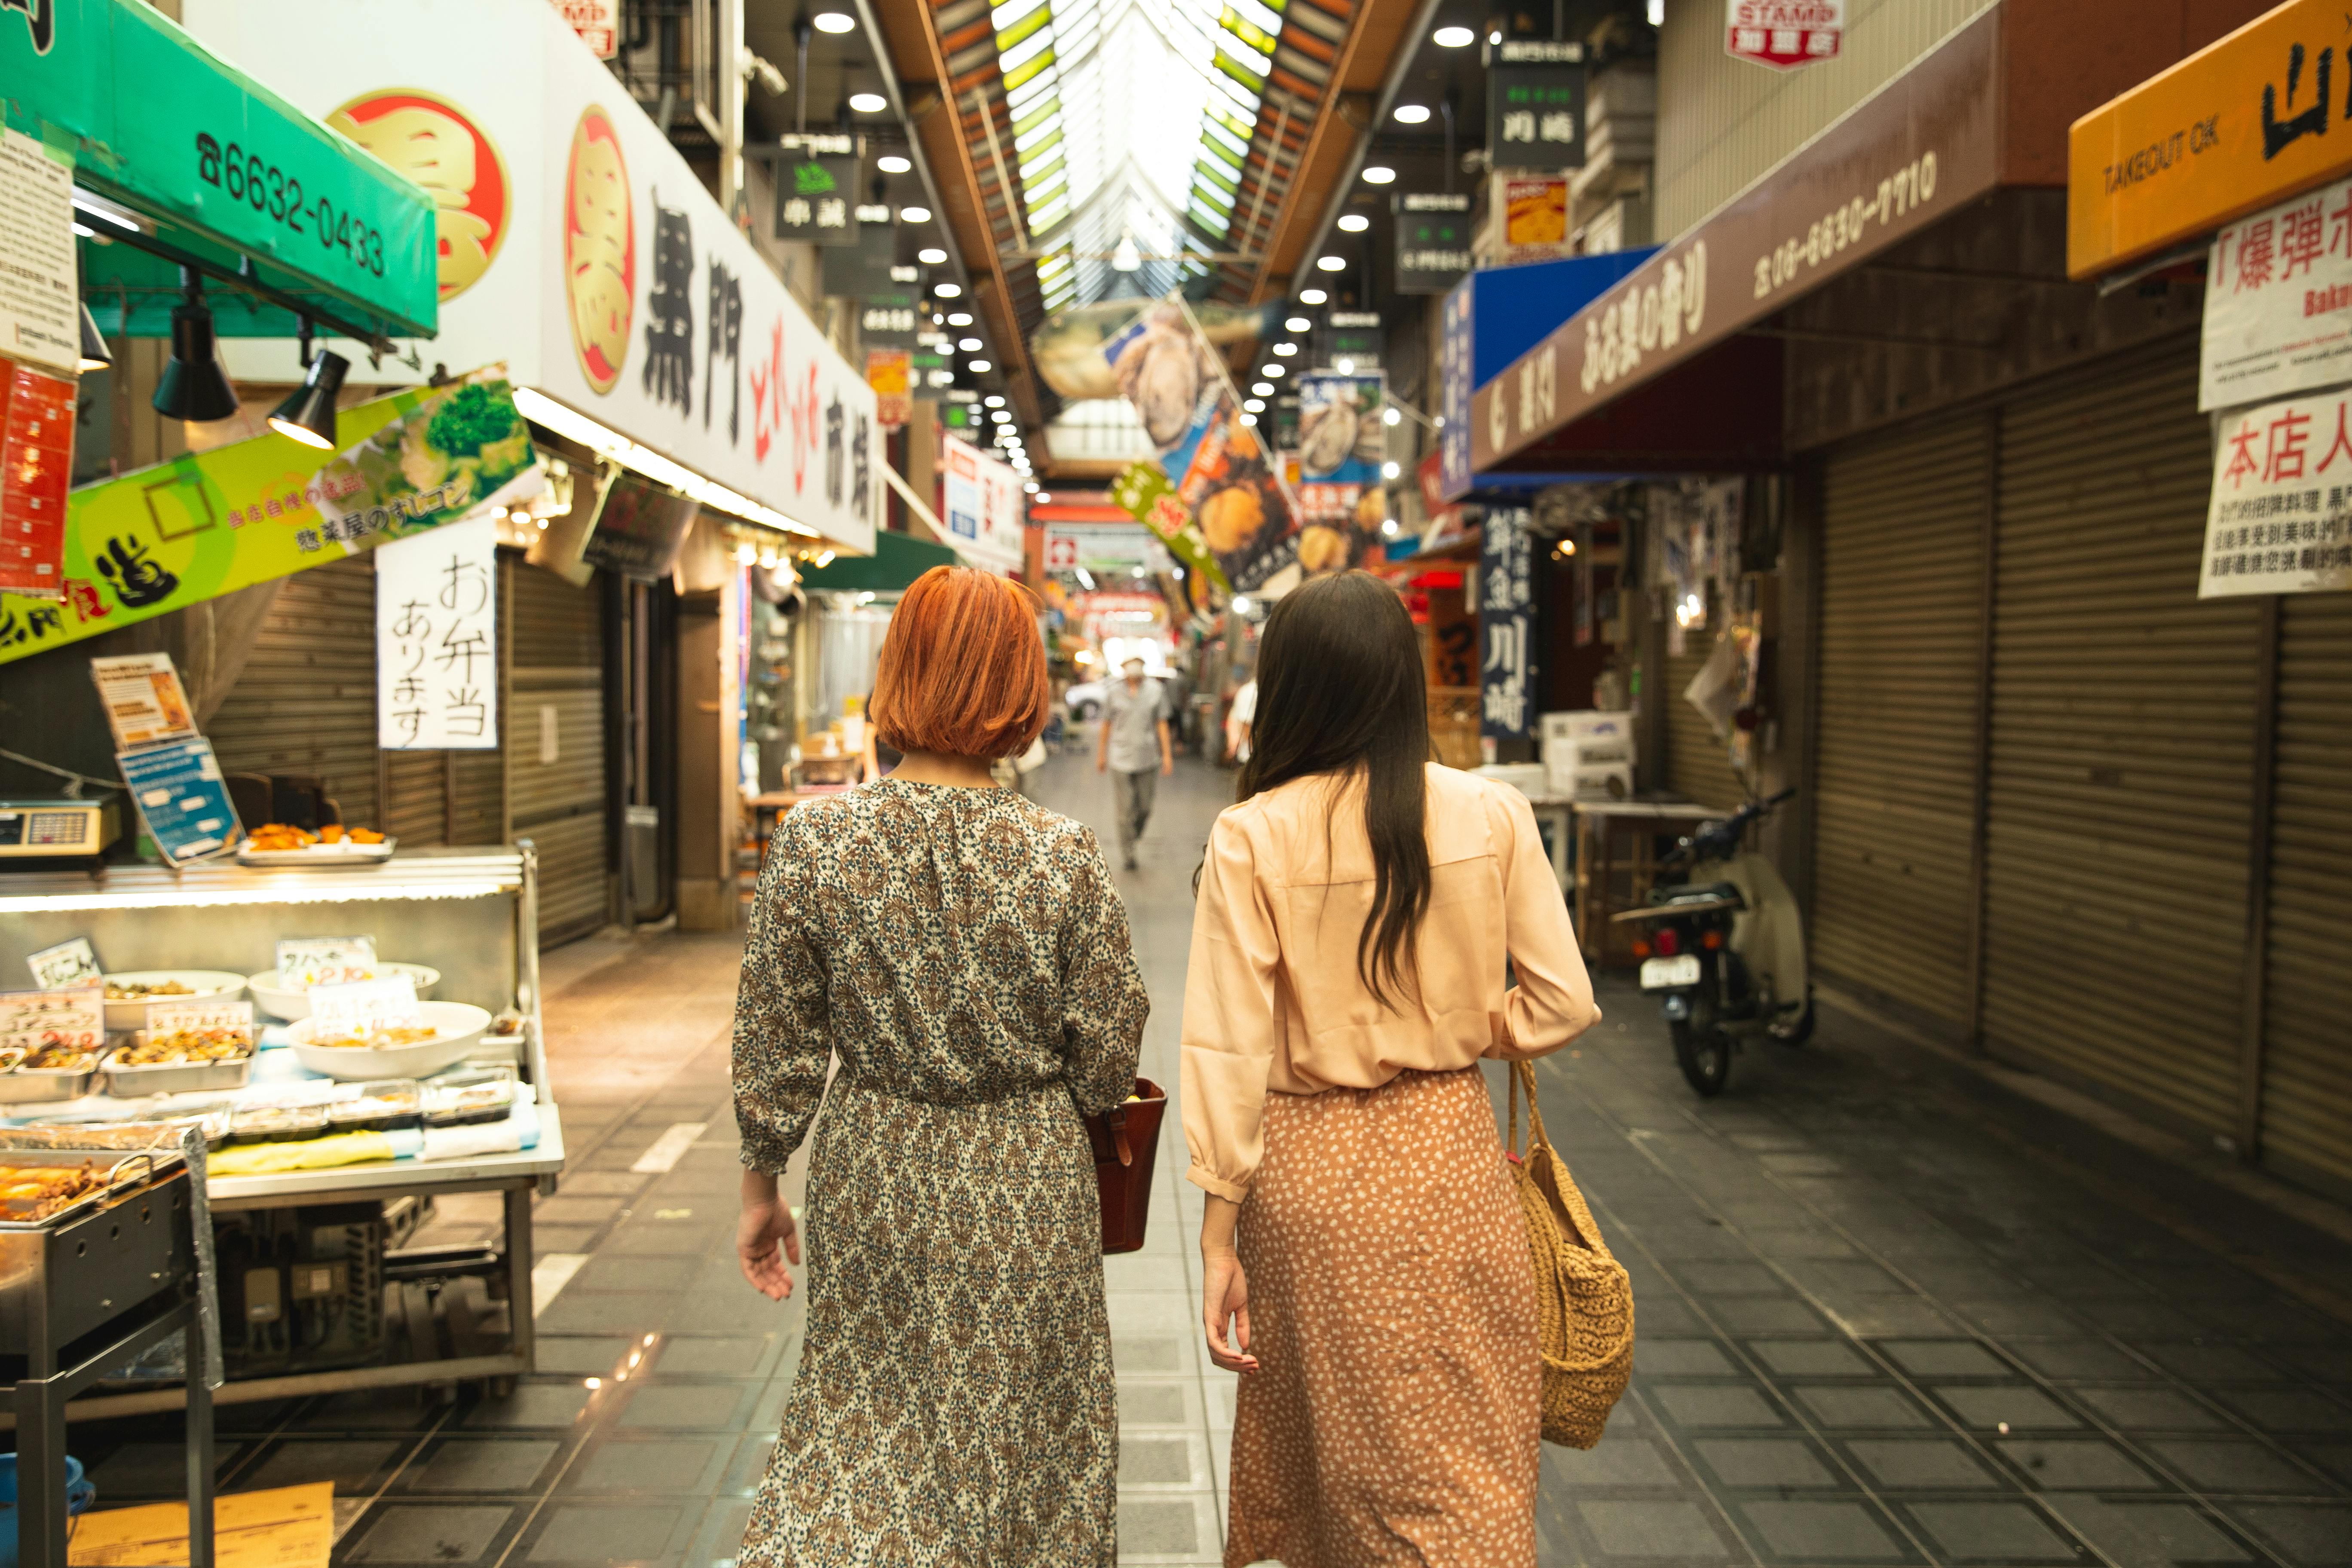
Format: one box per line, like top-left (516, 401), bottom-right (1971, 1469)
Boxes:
top-left (733, 567), bottom-right (1149, 1566)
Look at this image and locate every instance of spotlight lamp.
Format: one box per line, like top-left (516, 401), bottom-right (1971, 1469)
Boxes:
top-left (268, 345), bottom-right (350, 450)
top-left (76, 303), bottom-right (112, 373)
top-left (151, 271), bottom-right (238, 422)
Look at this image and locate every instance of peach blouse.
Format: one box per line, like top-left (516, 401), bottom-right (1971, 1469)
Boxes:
top-left (1180, 763), bottom-right (1601, 1200)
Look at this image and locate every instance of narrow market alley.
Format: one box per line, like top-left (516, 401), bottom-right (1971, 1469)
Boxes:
top-left (64, 751), bottom-right (2352, 1568)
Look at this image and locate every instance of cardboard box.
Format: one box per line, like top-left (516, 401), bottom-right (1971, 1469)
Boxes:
top-left (1540, 710), bottom-right (1634, 744)
top-left (1547, 760), bottom-right (1634, 800)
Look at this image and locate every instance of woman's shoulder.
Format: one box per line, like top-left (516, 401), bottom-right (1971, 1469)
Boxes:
top-left (1427, 761), bottom-right (1524, 812)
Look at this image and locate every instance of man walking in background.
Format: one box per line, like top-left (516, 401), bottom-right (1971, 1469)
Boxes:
top-left (1096, 656), bottom-right (1173, 870)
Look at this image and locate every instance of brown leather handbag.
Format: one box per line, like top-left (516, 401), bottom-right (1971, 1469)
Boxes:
top-left (1084, 1077), bottom-right (1166, 1253)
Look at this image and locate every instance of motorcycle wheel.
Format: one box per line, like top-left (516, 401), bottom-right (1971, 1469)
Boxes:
top-left (1767, 995), bottom-right (1816, 1048)
top-left (1672, 1017), bottom-right (1733, 1097)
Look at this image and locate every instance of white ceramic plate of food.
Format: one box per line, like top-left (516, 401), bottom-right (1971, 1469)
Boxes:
top-left (99, 971), bottom-right (249, 1033)
top-left (245, 962), bottom-right (442, 1020)
top-left (287, 1001), bottom-right (494, 1081)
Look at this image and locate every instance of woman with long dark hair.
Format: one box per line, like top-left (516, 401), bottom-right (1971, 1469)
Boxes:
top-left (1182, 570), bottom-right (1600, 1567)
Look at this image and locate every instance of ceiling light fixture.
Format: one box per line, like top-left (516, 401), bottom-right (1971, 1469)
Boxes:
top-left (1381, 459), bottom-right (1401, 479)
top-left (1298, 288), bottom-right (1328, 305)
top-left (1272, 342), bottom-right (1297, 355)
top-left (1361, 166), bottom-right (1396, 184)
top-left (1036, 492), bottom-right (1052, 503)
top-left (1488, 27), bottom-right (1502, 43)
top-left (151, 272), bottom-right (237, 422)
top-left (267, 346), bottom-right (349, 449)
top-left (947, 311), bottom-right (972, 326)
top-left (1110, 230), bottom-right (1142, 273)
top-left (1237, 413), bottom-right (1258, 426)
top-left (968, 358), bottom-right (991, 371)
top-left (1316, 254), bottom-right (1347, 272)
top-left (917, 246), bottom-right (947, 264)
top-left (1384, 406), bottom-right (1403, 425)
top-left (1260, 364), bottom-right (1285, 378)
top-left (849, 92), bottom-right (888, 113)
top-left (1243, 398), bottom-right (1265, 412)
top-left (934, 282), bottom-right (962, 297)
top-left (1251, 381), bottom-right (1273, 397)
top-left (1337, 213), bottom-right (1370, 233)
top-left (900, 205), bottom-right (932, 222)
top-left (812, 9), bottom-right (856, 31)
top-left (1284, 315), bottom-right (1311, 333)
top-left (1335, 357), bottom-right (1356, 374)
top-left (1394, 103), bottom-right (1432, 124)
top-left (959, 336), bottom-right (983, 351)
top-left (877, 154), bottom-right (913, 174)
top-left (984, 395), bottom-right (1005, 407)
top-left (1433, 24), bottom-right (1474, 46)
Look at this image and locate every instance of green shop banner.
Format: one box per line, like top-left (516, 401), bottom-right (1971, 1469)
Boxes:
top-left (0, 370), bottom-right (540, 665)
top-left (1, 0), bottom-right (436, 339)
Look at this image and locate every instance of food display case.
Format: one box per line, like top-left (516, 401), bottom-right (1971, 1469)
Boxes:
top-left (0, 846), bottom-right (566, 1416)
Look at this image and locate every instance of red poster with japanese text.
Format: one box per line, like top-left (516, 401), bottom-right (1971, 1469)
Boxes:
top-left (0, 363), bottom-right (75, 600)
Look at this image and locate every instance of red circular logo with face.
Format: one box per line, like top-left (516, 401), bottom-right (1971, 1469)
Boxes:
top-left (563, 106), bottom-right (635, 395)
top-left (329, 88), bottom-right (511, 303)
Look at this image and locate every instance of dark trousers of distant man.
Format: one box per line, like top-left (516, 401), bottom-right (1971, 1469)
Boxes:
top-left (1112, 767), bottom-right (1157, 866)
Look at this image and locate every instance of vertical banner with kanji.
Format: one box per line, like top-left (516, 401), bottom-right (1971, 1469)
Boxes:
top-left (1480, 505), bottom-right (1534, 739)
top-left (377, 514), bottom-right (501, 748)
top-left (1486, 41), bottom-right (1586, 168)
top-left (2201, 388), bottom-right (2352, 597)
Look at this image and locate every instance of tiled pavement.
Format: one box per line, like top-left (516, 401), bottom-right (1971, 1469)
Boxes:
top-left (63, 749), bottom-right (2352, 1567)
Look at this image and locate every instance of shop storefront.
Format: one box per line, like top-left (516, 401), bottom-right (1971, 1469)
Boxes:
top-left (1472, 1), bottom-right (2347, 1197)
top-left (0, 0), bottom-right (577, 1427)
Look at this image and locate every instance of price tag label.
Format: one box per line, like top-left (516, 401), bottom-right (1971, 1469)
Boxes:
top-left (145, 999), bottom-right (256, 1048)
top-left (276, 937), bottom-right (380, 989)
top-left (306, 975), bottom-right (420, 1040)
top-left (0, 990), bottom-right (106, 1056)
top-left (25, 937), bottom-right (102, 990)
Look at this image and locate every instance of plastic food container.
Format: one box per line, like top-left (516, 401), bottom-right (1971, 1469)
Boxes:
top-left (98, 972), bottom-right (248, 1034)
top-left (227, 1104), bottom-right (332, 1145)
top-left (423, 1076), bottom-right (514, 1129)
top-left (327, 1080), bottom-right (423, 1135)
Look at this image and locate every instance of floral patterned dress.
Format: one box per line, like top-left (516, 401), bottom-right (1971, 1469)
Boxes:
top-left (733, 779), bottom-right (1149, 1568)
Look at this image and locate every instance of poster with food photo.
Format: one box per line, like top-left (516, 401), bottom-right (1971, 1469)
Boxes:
top-left (1295, 372), bottom-right (1389, 573)
top-left (1181, 407), bottom-right (1297, 592)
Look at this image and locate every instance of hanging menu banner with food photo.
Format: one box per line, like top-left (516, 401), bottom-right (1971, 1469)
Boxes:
top-left (0, 370), bottom-right (541, 665)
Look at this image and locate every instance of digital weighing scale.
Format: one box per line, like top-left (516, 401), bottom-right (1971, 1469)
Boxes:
top-left (0, 798), bottom-right (122, 859)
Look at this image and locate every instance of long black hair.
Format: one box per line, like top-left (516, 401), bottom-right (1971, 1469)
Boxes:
top-left (1233, 570), bottom-right (1432, 1008)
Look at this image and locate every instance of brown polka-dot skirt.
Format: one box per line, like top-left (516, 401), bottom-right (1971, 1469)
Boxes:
top-left (1226, 1066), bottom-right (1540, 1568)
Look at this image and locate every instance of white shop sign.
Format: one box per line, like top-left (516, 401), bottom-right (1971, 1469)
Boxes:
top-left (2203, 174), bottom-right (2352, 412)
top-left (377, 514), bottom-right (501, 749)
top-left (188, 0), bottom-right (878, 556)
top-left (942, 438), bottom-right (1026, 574)
top-left (2200, 386), bottom-right (2352, 598)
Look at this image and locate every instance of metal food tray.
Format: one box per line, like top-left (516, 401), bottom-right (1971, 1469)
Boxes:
top-left (234, 835), bottom-right (397, 868)
top-left (0, 1060), bottom-right (100, 1105)
top-left (0, 1146), bottom-right (184, 1232)
top-left (101, 1045), bottom-right (255, 1098)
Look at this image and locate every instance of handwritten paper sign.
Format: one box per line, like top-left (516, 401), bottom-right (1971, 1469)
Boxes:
top-left (147, 999), bottom-right (257, 1048)
top-left (0, 990), bottom-right (105, 1056)
top-left (26, 937), bottom-right (101, 990)
top-left (306, 975), bottom-right (420, 1038)
top-left (376, 513), bottom-right (500, 750)
top-left (275, 937), bottom-right (379, 989)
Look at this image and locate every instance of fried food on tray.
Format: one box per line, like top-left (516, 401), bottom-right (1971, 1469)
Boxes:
top-left (104, 978), bottom-right (194, 1000)
top-left (246, 822), bottom-right (386, 852)
top-left (119, 1027), bottom-right (254, 1065)
top-left (23, 1041), bottom-right (99, 1072)
top-left (0, 1162), bottom-right (98, 1216)
top-left (314, 1023), bottom-right (439, 1049)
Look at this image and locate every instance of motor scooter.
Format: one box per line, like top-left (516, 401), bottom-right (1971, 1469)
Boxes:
top-left (1611, 788), bottom-right (1811, 1097)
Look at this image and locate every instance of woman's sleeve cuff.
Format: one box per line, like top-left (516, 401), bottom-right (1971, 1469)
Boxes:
top-left (1185, 1164), bottom-right (1252, 1203)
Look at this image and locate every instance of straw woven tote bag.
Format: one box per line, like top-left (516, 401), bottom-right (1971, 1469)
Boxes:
top-left (1504, 1059), bottom-right (1635, 1448)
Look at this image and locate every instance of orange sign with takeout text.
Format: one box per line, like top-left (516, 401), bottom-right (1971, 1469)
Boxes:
top-left (2070, 0), bottom-right (2352, 278)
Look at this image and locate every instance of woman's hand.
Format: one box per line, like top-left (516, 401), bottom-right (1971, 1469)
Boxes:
top-left (1202, 1247), bottom-right (1257, 1373)
top-left (738, 1170), bottom-right (800, 1301)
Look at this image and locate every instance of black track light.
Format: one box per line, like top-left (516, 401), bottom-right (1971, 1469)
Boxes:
top-left (151, 271), bottom-right (237, 421)
top-left (76, 303), bottom-right (111, 374)
top-left (268, 348), bottom-right (348, 450)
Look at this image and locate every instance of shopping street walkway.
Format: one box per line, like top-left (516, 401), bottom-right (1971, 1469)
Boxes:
top-left (65, 747), bottom-right (2352, 1568)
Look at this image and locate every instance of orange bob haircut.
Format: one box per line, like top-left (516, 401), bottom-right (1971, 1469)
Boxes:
top-left (868, 567), bottom-right (1049, 760)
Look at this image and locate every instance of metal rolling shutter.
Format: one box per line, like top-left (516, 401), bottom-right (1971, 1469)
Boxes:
top-left (208, 554), bottom-right (380, 830)
top-left (1981, 340), bottom-right (2262, 1136)
top-left (1810, 417), bottom-right (1990, 1027)
top-left (1663, 628), bottom-right (1745, 810)
top-left (2259, 593), bottom-right (2352, 1193)
top-left (508, 561), bottom-right (610, 943)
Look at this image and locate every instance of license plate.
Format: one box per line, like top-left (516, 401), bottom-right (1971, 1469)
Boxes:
top-left (1640, 954), bottom-right (1702, 990)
